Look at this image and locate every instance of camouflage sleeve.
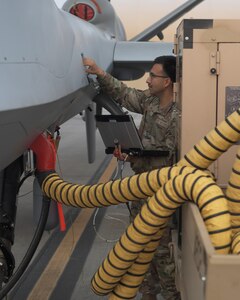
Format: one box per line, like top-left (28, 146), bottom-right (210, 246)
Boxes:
top-left (97, 73), bottom-right (146, 114)
top-left (165, 107), bottom-right (179, 160)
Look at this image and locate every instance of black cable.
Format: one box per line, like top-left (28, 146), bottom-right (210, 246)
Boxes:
top-left (126, 202), bottom-right (131, 216)
top-left (0, 196), bottom-right (50, 299)
top-left (17, 171), bottom-right (34, 195)
top-left (118, 160), bottom-right (132, 217)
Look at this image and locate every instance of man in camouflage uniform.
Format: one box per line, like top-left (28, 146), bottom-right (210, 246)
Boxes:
top-left (83, 56), bottom-right (180, 300)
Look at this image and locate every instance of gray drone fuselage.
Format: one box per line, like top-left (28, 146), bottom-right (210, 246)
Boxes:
top-left (1, 0), bottom-right (202, 170)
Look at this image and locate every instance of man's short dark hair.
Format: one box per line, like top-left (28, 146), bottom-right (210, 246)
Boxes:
top-left (153, 56), bottom-right (176, 83)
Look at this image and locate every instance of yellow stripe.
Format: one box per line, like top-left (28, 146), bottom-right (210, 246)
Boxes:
top-left (27, 157), bottom-right (117, 300)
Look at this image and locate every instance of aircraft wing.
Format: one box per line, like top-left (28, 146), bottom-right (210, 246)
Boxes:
top-left (131, 0), bottom-right (205, 41)
top-left (112, 41), bottom-right (174, 80)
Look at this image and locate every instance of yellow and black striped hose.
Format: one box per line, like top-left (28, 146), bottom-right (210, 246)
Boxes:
top-left (226, 148), bottom-right (240, 254)
top-left (231, 232), bottom-right (240, 255)
top-left (178, 109), bottom-right (240, 169)
top-left (106, 172), bottom-right (230, 300)
top-left (39, 108), bottom-right (240, 299)
top-left (42, 168), bottom-right (230, 298)
top-left (177, 109), bottom-right (240, 257)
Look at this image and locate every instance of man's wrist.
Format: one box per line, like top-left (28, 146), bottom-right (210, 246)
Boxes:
top-left (97, 70), bottom-right (106, 79)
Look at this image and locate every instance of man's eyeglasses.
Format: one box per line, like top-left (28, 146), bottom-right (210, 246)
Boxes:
top-left (149, 72), bottom-right (169, 79)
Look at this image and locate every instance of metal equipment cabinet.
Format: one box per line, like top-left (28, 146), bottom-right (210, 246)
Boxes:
top-left (174, 19), bottom-right (240, 300)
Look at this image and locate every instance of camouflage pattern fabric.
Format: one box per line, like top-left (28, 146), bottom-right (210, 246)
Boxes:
top-left (153, 230), bottom-right (181, 300)
top-left (98, 74), bottom-right (180, 299)
top-left (98, 73), bottom-right (179, 173)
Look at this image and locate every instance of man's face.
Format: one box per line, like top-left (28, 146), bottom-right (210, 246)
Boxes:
top-left (146, 63), bottom-right (171, 96)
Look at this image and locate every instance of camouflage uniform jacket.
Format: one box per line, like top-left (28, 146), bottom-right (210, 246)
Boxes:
top-left (98, 73), bottom-right (179, 173)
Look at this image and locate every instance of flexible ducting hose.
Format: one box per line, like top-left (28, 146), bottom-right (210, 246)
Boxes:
top-left (175, 109), bottom-right (240, 257)
top-left (231, 232), bottom-right (240, 254)
top-left (109, 177), bottom-right (232, 299)
top-left (225, 147), bottom-right (240, 255)
top-left (95, 173), bottom-right (230, 298)
top-left (107, 107), bottom-right (240, 298)
top-left (108, 229), bottom-right (164, 299)
top-left (42, 168), bottom-right (230, 297)
top-left (38, 108), bottom-right (240, 299)
top-left (178, 109), bottom-right (240, 169)
top-left (226, 148), bottom-right (240, 236)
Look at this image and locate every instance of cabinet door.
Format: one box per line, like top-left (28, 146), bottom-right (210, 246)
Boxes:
top-left (179, 43), bottom-right (217, 174)
top-left (216, 43), bottom-right (240, 187)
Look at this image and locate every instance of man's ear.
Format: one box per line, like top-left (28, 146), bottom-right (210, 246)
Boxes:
top-left (164, 77), bottom-right (172, 88)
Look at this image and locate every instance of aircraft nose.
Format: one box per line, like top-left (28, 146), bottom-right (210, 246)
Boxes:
top-left (0, 0), bottom-right (74, 78)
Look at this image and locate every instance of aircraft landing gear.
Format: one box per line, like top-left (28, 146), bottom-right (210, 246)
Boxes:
top-left (0, 156), bottom-right (23, 288)
top-left (0, 238), bottom-right (14, 287)
top-left (0, 133), bottom-right (60, 297)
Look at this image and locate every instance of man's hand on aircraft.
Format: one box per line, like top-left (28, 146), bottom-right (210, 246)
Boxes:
top-left (82, 57), bottom-right (106, 78)
top-left (113, 148), bottom-right (128, 161)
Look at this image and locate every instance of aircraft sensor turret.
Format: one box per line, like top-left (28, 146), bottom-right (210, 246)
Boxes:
top-left (62, 0), bottom-right (126, 40)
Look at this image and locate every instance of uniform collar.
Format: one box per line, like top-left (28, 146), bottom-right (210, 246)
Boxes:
top-left (156, 100), bottom-right (174, 115)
